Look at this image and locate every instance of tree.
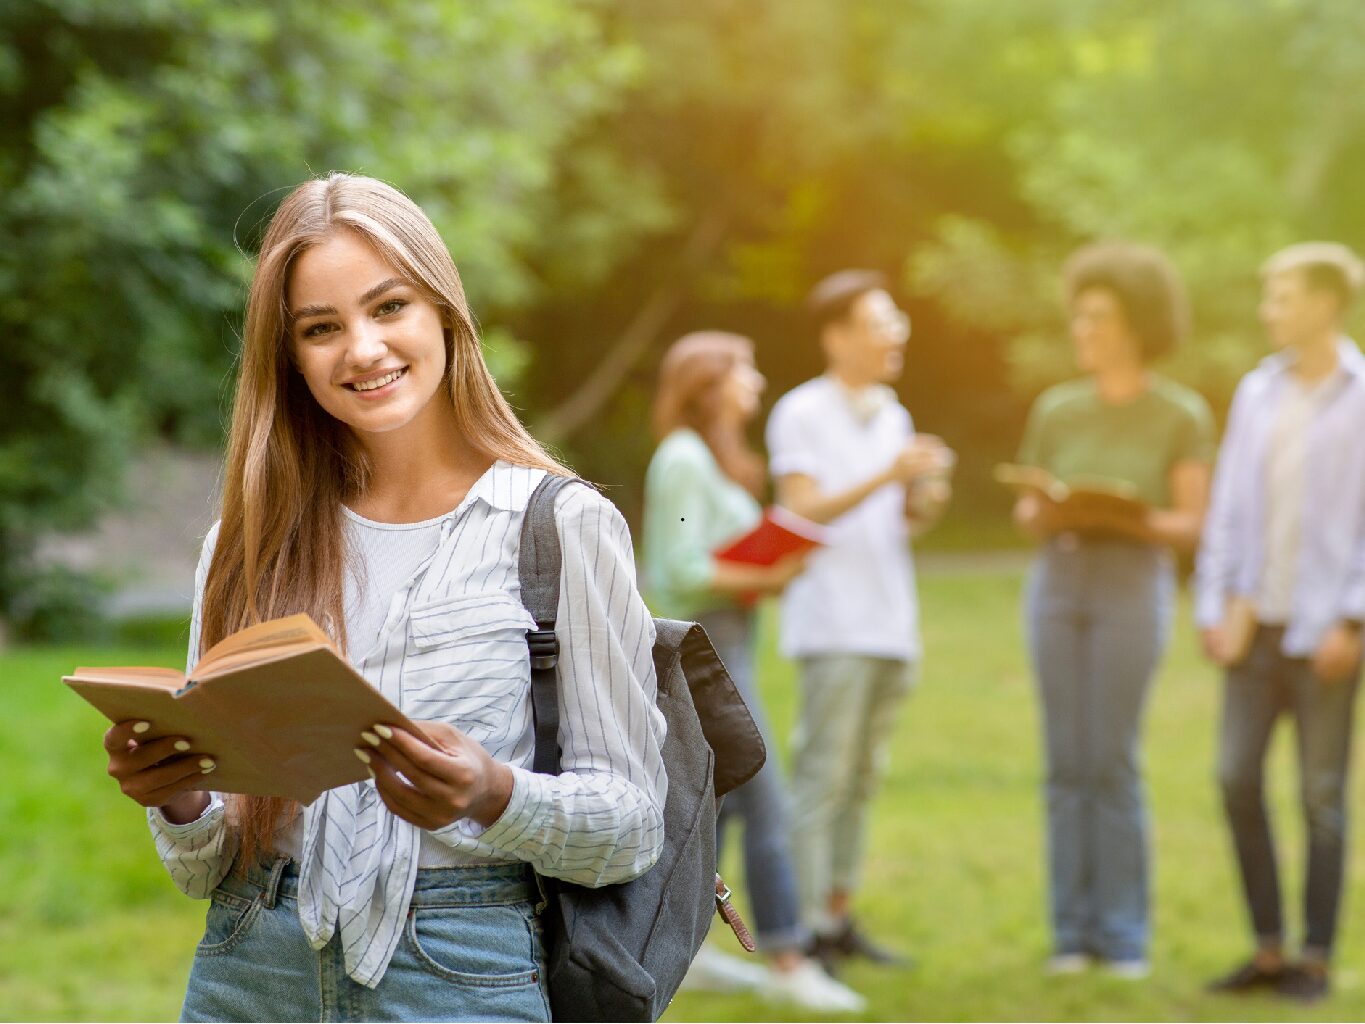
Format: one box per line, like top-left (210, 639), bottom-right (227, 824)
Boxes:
top-left (1, 0), bottom-right (643, 632)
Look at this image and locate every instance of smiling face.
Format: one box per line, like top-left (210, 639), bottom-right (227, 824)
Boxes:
top-left (287, 231), bottom-right (451, 441)
top-left (1070, 286), bottom-right (1142, 373)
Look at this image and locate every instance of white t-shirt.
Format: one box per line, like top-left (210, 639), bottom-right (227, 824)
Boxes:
top-left (765, 376), bottom-right (921, 660)
top-left (274, 505), bottom-right (462, 868)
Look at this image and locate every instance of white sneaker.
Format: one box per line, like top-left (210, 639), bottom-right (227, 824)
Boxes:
top-left (1046, 953), bottom-right (1092, 976)
top-left (763, 960), bottom-right (868, 1014)
top-left (679, 944), bottom-right (769, 992)
top-left (1104, 958), bottom-right (1150, 980)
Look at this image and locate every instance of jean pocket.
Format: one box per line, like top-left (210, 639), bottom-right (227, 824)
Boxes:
top-left (405, 904), bottom-right (541, 988)
top-left (195, 892), bottom-right (261, 957)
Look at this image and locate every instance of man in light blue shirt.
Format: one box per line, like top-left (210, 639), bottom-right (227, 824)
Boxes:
top-left (1196, 242), bottom-right (1365, 1004)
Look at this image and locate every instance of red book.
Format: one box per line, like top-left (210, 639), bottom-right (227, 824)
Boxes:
top-left (714, 506), bottom-right (830, 565)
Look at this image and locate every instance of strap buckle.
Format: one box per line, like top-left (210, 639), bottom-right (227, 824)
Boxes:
top-left (714, 873), bottom-right (757, 953)
top-left (527, 628), bottom-right (559, 670)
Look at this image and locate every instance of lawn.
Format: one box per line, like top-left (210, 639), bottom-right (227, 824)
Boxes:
top-left (3, 568), bottom-right (1361, 1021)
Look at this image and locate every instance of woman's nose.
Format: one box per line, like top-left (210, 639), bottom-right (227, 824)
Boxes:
top-left (345, 320), bottom-right (387, 365)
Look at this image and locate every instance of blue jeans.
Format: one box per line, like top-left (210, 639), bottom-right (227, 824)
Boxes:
top-left (1218, 625), bottom-right (1361, 956)
top-left (181, 858), bottom-right (549, 1022)
top-left (698, 608), bottom-right (808, 952)
top-left (1025, 536), bottom-right (1173, 961)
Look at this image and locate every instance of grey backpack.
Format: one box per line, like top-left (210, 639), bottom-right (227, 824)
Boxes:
top-left (518, 474), bottom-right (766, 1021)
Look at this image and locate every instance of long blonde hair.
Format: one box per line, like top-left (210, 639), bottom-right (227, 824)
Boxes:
top-left (203, 173), bottom-right (569, 860)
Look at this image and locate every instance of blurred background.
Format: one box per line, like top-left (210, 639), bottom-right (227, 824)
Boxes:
top-left (8, 0), bottom-right (1365, 637)
top-left (5, 1), bottom-right (1365, 1020)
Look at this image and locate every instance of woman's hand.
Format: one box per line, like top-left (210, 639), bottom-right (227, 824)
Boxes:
top-left (762, 551), bottom-right (809, 592)
top-left (104, 719), bottom-right (214, 823)
top-left (1013, 493), bottom-right (1060, 541)
top-left (709, 551), bottom-right (809, 597)
top-left (357, 721), bottom-right (514, 831)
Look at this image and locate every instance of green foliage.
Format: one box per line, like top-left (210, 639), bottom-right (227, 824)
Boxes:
top-left (0, 0), bottom-right (646, 613)
top-left (8, 0), bottom-right (1365, 592)
top-left (6, 564), bottom-right (113, 644)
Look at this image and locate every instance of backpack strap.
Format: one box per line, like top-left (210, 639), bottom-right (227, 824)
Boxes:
top-left (518, 473), bottom-right (588, 776)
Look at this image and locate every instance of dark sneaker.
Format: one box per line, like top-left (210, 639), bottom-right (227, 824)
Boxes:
top-left (830, 920), bottom-right (914, 968)
top-left (806, 932), bottom-right (844, 979)
top-left (1277, 964), bottom-right (1329, 1003)
top-left (1205, 959), bottom-right (1284, 994)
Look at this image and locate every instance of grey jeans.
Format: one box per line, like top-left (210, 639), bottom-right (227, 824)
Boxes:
top-left (1026, 537), bottom-right (1174, 962)
top-left (790, 653), bottom-right (916, 934)
top-left (1218, 624), bottom-right (1361, 956)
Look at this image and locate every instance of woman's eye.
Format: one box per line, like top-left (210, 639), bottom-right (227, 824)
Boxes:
top-left (302, 322), bottom-right (336, 338)
top-left (376, 299), bottom-right (407, 316)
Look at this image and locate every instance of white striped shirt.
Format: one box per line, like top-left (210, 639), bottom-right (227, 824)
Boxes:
top-left (147, 462), bottom-right (667, 987)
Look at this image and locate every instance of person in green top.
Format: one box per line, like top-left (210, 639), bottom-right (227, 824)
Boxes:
top-left (1012, 242), bottom-right (1215, 978)
top-left (642, 331), bottom-right (865, 1014)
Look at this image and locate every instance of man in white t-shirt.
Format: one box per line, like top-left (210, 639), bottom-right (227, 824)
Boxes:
top-left (766, 269), bottom-right (953, 974)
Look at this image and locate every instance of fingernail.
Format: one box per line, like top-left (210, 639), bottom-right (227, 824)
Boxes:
top-left (133, 722), bottom-right (151, 734)
top-left (174, 740), bottom-right (191, 752)
top-left (354, 748), bottom-right (371, 765)
top-left (199, 759), bottom-right (215, 772)
top-left (366, 767), bottom-right (376, 780)
top-left (373, 724), bottom-right (393, 740)
top-left (361, 731), bottom-right (381, 747)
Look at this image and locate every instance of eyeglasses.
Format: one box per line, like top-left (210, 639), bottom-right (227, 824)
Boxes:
top-left (867, 308), bottom-right (910, 342)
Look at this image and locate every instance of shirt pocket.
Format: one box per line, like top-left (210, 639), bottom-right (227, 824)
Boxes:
top-left (403, 591), bottom-right (537, 745)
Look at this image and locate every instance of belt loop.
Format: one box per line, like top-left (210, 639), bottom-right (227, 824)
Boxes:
top-left (262, 857), bottom-right (289, 909)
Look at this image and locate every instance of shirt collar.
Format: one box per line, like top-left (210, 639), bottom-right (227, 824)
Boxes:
top-left (1262, 335), bottom-right (1365, 382)
top-left (463, 459), bottom-right (547, 513)
top-left (825, 374), bottom-right (895, 424)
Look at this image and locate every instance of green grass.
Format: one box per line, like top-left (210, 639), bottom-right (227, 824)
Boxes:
top-left (4, 571), bottom-right (1362, 1021)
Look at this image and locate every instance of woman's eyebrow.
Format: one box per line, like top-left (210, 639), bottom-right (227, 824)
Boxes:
top-left (289, 278), bottom-right (411, 321)
top-left (359, 277), bottom-right (410, 305)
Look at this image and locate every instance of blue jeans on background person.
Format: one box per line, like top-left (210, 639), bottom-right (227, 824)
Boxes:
top-left (1025, 536), bottom-right (1174, 963)
top-left (181, 858), bottom-right (549, 1022)
top-left (1218, 625), bottom-right (1361, 959)
top-left (698, 608), bottom-right (808, 953)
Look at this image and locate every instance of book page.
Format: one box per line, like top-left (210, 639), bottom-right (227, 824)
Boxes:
top-left (193, 614), bottom-right (334, 676)
top-left (66, 666), bottom-right (185, 690)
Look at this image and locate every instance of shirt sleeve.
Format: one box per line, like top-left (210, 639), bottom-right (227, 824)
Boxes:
top-left (1171, 392), bottom-right (1217, 466)
top-left (643, 439), bottom-right (721, 606)
top-left (146, 521), bottom-right (239, 898)
top-left (766, 394), bottom-right (823, 480)
top-left (1195, 383), bottom-right (1248, 628)
top-left (1016, 391), bottom-right (1054, 469)
top-left (466, 486), bottom-right (667, 887)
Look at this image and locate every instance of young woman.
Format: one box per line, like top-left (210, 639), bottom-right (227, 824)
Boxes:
top-left (641, 332), bottom-right (864, 1014)
top-left (1013, 241), bottom-right (1214, 978)
top-left (102, 173), bottom-right (666, 1022)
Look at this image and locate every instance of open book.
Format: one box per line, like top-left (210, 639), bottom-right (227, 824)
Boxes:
top-left (64, 614), bottom-right (417, 805)
top-left (994, 463), bottom-right (1150, 538)
top-left (714, 506), bottom-right (830, 566)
